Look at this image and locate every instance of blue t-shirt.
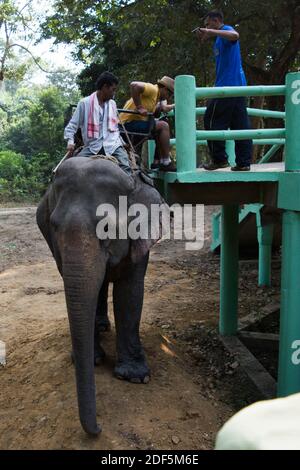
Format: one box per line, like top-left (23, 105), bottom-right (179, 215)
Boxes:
top-left (214, 25), bottom-right (247, 87)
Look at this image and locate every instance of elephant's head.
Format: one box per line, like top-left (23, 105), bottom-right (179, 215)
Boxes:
top-left (36, 157), bottom-right (166, 435)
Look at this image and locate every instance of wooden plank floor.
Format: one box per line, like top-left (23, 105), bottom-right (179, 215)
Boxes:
top-left (156, 162), bottom-right (285, 184)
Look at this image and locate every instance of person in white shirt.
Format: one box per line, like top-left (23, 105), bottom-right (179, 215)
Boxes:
top-left (64, 71), bottom-right (131, 175)
top-left (215, 392), bottom-right (300, 450)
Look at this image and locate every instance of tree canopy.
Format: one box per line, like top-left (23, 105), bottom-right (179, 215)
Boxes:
top-left (41, 0), bottom-right (300, 100)
top-left (1, 0), bottom-right (299, 201)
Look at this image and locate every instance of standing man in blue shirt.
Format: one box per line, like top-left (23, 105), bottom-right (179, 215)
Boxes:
top-left (197, 10), bottom-right (252, 171)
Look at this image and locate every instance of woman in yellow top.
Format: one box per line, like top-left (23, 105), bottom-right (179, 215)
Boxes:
top-left (119, 76), bottom-right (176, 172)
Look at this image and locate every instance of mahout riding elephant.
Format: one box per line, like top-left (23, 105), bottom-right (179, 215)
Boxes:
top-left (36, 156), bottom-right (166, 436)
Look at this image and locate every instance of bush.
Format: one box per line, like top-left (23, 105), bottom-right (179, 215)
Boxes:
top-left (0, 150), bottom-right (59, 202)
top-left (0, 150), bottom-right (26, 180)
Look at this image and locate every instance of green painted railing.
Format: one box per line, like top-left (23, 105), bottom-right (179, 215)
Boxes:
top-left (174, 73), bottom-right (300, 397)
top-left (169, 107), bottom-right (286, 120)
top-left (174, 75), bottom-right (288, 173)
top-left (196, 128), bottom-right (285, 141)
top-left (166, 138), bottom-right (285, 147)
top-left (195, 85), bottom-right (286, 99)
top-left (150, 72), bottom-right (300, 398)
top-left (259, 144), bottom-right (282, 164)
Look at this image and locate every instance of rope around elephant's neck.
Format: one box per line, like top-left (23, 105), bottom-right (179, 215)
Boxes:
top-left (90, 154), bottom-right (119, 164)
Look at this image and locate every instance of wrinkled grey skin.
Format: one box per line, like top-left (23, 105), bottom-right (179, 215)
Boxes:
top-left (36, 157), bottom-right (164, 436)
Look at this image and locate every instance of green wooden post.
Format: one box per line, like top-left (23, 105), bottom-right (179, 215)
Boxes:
top-left (257, 224), bottom-right (273, 287)
top-left (147, 139), bottom-right (155, 167)
top-left (212, 213), bottom-right (221, 247)
top-left (175, 75), bottom-right (196, 172)
top-left (284, 73), bottom-right (300, 171)
top-left (278, 72), bottom-right (300, 396)
top-left (225, 140), bottom-right (235, 166)
top-left (278, 212), bottom-right (300, 396)
top-left (220, 204), bottom-right (239, 335)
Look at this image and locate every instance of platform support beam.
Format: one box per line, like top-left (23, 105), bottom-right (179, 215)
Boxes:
top-left (257, 224), bottom-right (273, 287)
top-left (220, 204), bottom-right (239, 336)
top-left (278, 211), bottom-right (300, 396)
top-left (277, 72), bottom-right (300, 396)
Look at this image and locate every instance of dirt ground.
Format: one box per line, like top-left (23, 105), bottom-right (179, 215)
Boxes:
top-left (0, 205), bottom-right (281, 450)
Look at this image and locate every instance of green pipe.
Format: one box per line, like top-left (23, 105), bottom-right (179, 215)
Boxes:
top-left (196, 128), bottom-right (285, 141)
top-left (285, 72), bottom-right (300, 171)
top-left (195, 107), bottom-right (206, 116)
top-left (259, 144), bottom-right (282, 164)
top-left (170, 138), bottom-right (207, 146)
top-left (169, 107), bottom-right (285, 119)
top-left (252, 139), bottom-right (285, 146)
top-left (220, 204), bottom-right (239, 336)
top-left (246, 108), bottom-right (285, 119)
top-left (194, 107), bottom-right (285, 119)
top-left (257, 224), bottom-right (274, 287)
top-left (175, 75), bottom-right (196, 172)
top-left (212, 212), bottom-right (221, 247)
top-left (169, 138), bottom-right (284, 147)
top-left (226, 140), bottom-right (235, 165)
top-left (278, 211), bottom-right (300, 396)
top-left (196, 85), bottom-right (286, 99)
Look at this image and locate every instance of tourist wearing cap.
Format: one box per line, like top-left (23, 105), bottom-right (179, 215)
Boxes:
top-left (119, 76), bottom-right (176, 172)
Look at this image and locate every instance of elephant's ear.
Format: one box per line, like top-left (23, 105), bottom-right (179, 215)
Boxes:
top-left (128, 172), bottom-right (169, 264)
top-left (36, 185), bottom-right (64, 275)
top-left (36, 187), bottom-right (54, 256)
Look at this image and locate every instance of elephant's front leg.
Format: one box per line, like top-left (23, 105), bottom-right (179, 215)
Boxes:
top-left (113, 254), bottom-right (150, 384)
top-left (95, 277), bottom-right (110, 332)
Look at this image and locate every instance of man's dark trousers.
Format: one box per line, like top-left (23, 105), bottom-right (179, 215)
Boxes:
top-left (204, 97), bottom-right (252, 167)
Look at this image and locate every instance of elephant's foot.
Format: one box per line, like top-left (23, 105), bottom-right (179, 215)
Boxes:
top-left (70, 344), bottom-right (106, 367)
top-left (114, 359), bottom-right (150, 384)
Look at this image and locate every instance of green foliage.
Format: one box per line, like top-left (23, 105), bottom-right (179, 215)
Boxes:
top-left (0, 3), bottom-right (83, 202)
top-left (0, 149), bottom-right (60, 203)
top-left (42, 0), bottom-right (300, 102)
top-left (2, 86), bottom-right (67, 157)
top-left (0, 0), bottom-right (37, 83)
top-left (43, 0), bottom-right (211, 101)
top-left (46, 69), bottom-right (82, 103)
top-left (0, 150), bottom-right (33, 202)
top-left (2, 0), bottom-right (300, 202)
top-left (0, 84), bottom-right (72, 202)
top-left (27, 87), bottom-right (66, 156)
top-left (0, 150), bottom-right (25, 180)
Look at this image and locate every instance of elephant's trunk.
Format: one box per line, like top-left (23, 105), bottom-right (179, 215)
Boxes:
top-left (61, 228), bottom-right (106, 436)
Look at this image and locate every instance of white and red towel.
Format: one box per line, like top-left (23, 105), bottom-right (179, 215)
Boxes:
top-left (87, 92), bottom-right (119, 139)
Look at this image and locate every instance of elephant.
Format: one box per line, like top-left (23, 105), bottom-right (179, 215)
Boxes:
top-left (36, 156), bottom-right (166, 436)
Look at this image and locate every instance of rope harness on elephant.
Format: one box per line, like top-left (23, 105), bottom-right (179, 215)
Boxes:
top-left (90, 151), bottom-right (139, 171)
top-left (90, 155), bottom-right (155, 190)
top-left (89, 154), bottom-right (119, 164)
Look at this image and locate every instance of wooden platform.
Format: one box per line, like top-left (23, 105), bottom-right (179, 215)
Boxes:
top-left (153, 163), bottom-right (284, 206)
top-left (155, 162), bottom-right (284, 184)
